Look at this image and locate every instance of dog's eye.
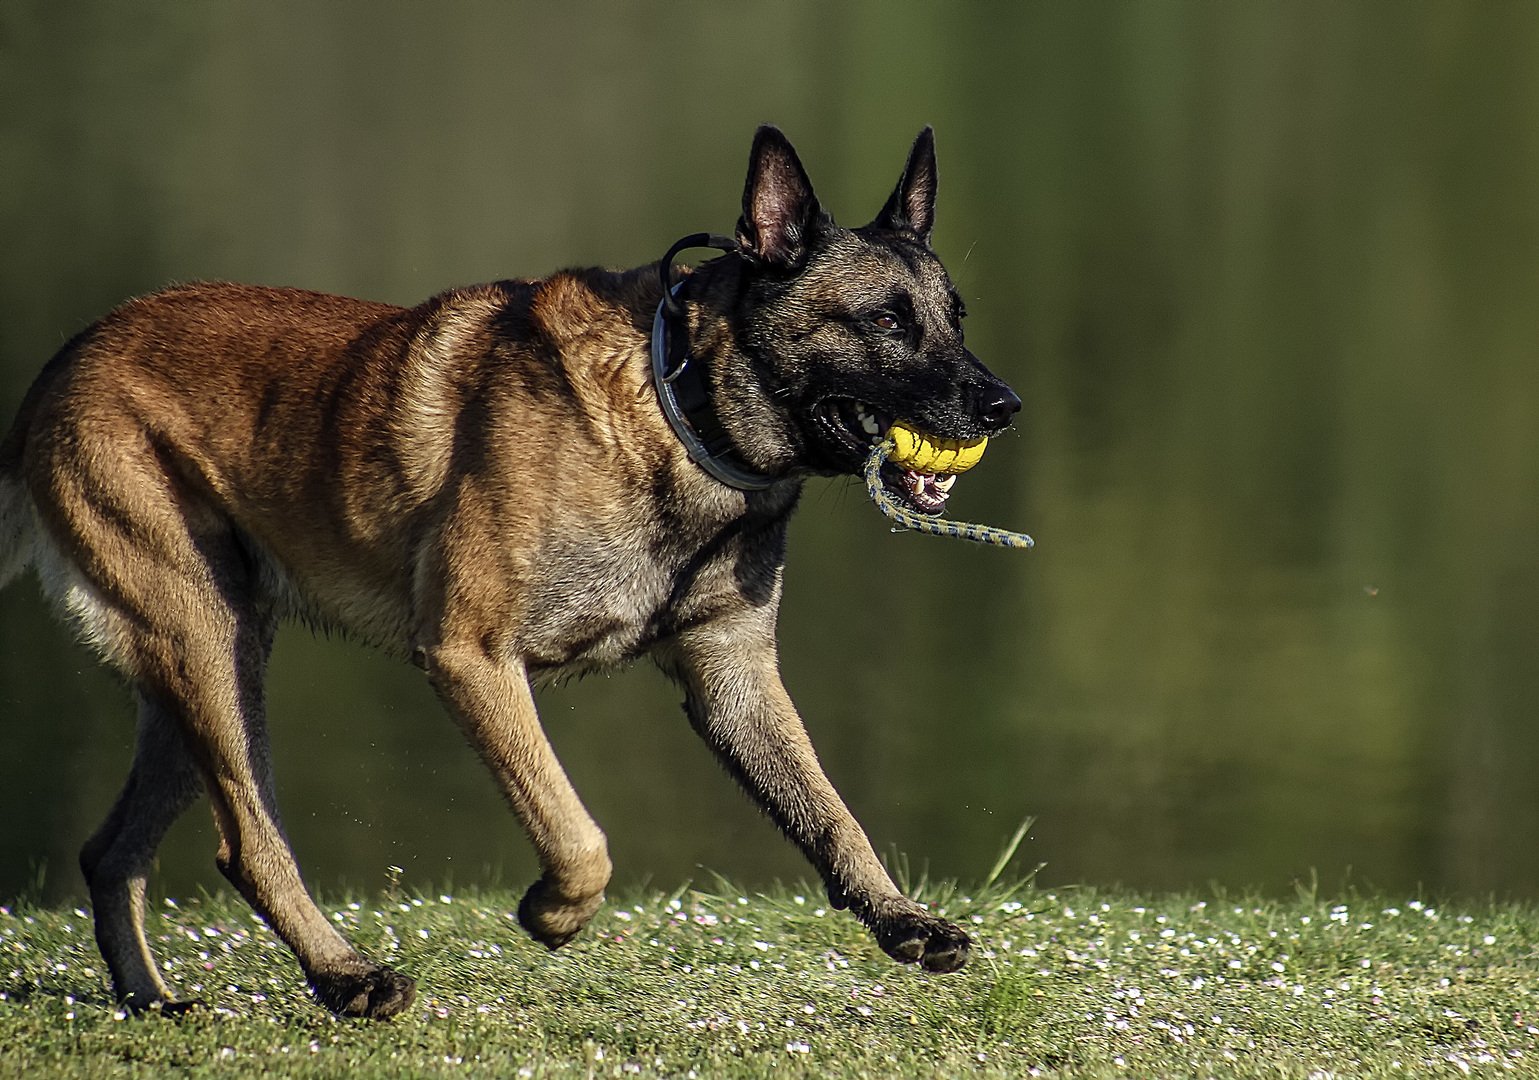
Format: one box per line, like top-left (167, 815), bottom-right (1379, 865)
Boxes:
top-left (872, 312), bottom-right (903, 333)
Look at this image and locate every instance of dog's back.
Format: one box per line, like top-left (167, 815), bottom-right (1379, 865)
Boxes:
top-left (0, 273), bottom-right (728, 659)
top-left (1, 285), bottom-right (407, 646)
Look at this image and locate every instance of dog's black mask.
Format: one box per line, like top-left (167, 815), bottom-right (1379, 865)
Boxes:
top-left (693, 126), bottom-right (1020, 511)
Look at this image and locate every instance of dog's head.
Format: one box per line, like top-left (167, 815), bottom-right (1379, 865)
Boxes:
top-left (691, 125), bottom-right (1020, 514)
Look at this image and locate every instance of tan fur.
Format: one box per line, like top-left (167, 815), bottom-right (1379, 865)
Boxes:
top-left (1, 127), bottom-right (998, 1017)
top-left (0, 274), bottom-right (965, 1018)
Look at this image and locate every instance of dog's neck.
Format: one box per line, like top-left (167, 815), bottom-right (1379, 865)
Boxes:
top-left (649, 286), bottom-right (780, 493)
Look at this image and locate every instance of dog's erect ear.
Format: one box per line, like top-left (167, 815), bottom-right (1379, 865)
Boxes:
top-left (736, 126), bottom-right (828, 269)
top-left (872, 126), bottom-right (938, 243)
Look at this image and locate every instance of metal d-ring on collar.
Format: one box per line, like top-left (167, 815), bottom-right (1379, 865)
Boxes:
top-left (650, 232), bottom-right (777, 491)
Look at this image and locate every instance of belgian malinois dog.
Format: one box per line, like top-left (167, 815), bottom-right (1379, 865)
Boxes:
top-left (0, 126), bottom-right (1020, 1018)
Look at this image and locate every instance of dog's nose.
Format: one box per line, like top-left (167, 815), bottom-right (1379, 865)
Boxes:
top-left (978, 385), bottom-right (1022, 432)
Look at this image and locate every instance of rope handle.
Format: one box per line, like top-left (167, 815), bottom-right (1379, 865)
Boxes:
top-left (864, 438), bottom-right (1034, 550)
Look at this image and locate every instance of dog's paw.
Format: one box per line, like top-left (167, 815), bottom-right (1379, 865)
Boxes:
top-left (311, 965), bottom-right (416, 1019)
top-left (871, 904), bottom-right (971, 973)
top-left (151, 998), bottom-right (204, 1018)
top-left (517, 876), bottom-right (604, 950)
top-left (123, 993), bottom-right (203, 1018)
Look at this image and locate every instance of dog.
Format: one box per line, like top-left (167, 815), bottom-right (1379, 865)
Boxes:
top-left (0, 126), bottom-right (1020, 1018)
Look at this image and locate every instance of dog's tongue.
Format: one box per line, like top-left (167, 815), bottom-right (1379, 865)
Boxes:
top-left (899, 468), bottom-right (956, 514)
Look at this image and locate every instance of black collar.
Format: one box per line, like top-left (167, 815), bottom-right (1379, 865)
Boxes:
top-left (650, 233), bottom-right (778, 491)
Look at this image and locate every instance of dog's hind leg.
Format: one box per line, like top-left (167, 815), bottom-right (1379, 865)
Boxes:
top-left (84, 581), bottom-right (411, 1018)
top-left (166, 604), bottom-right (416, 1020)
top-left (79, 693), bottom-right (204, 1012)
top-left (35, 439), bottom-right (414, 1018)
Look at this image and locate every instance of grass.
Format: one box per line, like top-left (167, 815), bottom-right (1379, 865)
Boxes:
top-left (3, 875), bottom-right (1538, 1078)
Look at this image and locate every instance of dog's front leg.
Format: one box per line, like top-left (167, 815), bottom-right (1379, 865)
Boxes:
top-left (420, 641), bottom-right (611, 949)
top-left (665, 614), bottom-right (971, 973)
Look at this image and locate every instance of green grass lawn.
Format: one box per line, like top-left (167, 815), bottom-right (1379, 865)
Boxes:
top-left (2, 877), bottom-right (1536, 1078)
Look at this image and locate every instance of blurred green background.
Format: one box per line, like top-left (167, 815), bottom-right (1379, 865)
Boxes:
top-left (2, 3), bottom-right (1536, 905)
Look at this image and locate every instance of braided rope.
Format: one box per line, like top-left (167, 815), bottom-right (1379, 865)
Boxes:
top-left (864, 439), bottom-right (1034, 550)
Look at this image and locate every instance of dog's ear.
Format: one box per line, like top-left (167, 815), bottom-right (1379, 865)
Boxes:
top-left (736, 125), bottom-right (829, 269)
top-left (871, 126), bottom-right (937, 243)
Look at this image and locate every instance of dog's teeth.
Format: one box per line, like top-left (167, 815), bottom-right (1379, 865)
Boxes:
top-left (860, 413), bottom-right (880, 436)
top-left (934, 474), bottom-right (957, 493)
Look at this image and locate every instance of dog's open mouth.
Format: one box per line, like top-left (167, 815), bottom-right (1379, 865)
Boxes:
top-left (888, 464), bottom-right (957, 515)
top-left (814, 399), bottom-right (968, 515)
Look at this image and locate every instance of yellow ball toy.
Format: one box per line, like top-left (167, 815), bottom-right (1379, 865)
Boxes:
top-left (864, 421), bottom-right (1033, 550)
top-left (886, 421), bottom-right (987, 474)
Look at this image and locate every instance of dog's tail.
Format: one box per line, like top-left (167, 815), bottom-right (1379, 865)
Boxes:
top-left (0, 454), bottom-right (35, 592)
top-left (4, 335), bottom-right (92, 593)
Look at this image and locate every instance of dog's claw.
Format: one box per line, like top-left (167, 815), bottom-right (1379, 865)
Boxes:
top-left (871, 905), bottom-right (971, 973)
top-left (124, 995), bottom-right (203, 1018)
top-left (919, 931), bottom-right (970, 973)
top-left (517, 877), bottom-right (604, 950)
top-left (154, 999), bottom-right (204, 1018)
top-left (310, 965), bottom-right (416, 1020)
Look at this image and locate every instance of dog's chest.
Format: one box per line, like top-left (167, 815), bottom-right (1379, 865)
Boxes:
top-left (514, 523), bottom-right (742, 676)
